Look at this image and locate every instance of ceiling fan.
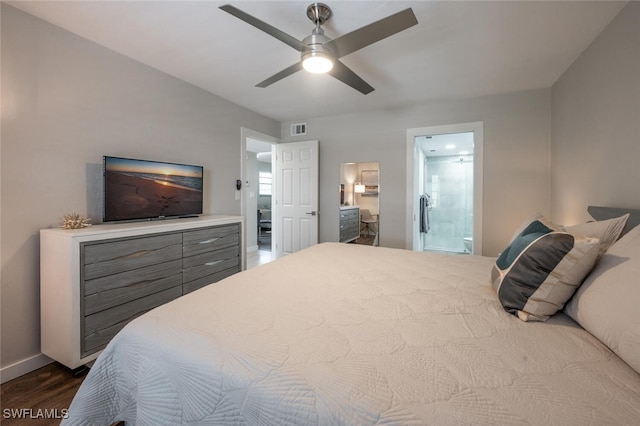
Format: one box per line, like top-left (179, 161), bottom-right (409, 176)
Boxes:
top-left (219, 3), bottom-right (418, 95)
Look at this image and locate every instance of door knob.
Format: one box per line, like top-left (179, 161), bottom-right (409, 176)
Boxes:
top-left (305, 211), bottom-right (317, 216)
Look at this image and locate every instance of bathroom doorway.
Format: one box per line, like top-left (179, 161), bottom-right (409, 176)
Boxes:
top-left (418, 133), bottom-right (473, 253)
top-left (406, 122), bottom-right (483, 255)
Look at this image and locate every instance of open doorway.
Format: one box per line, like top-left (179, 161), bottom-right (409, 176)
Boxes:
top-left (340, 162), bottom-right (380, 246)
top-left (417, 133), bottom-right (473, 253)
top-left (406, 122), bottom-right (483, 255)
top-left (241, 128), bottom-right (278, 268)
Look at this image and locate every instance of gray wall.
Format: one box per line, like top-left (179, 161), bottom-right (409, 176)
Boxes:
top-left (0, 5), bottom-right (279, 372)
top-left (282, 88), bottom-right (552, 256)
top-left (551, 1), bottom-right (640, 224)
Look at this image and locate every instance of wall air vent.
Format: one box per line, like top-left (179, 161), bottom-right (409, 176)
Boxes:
top-left (291, 123), bottom-right (307, 136)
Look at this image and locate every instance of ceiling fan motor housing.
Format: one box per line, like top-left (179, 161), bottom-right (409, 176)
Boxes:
top-left (307, 3), bottom-right (332, 25)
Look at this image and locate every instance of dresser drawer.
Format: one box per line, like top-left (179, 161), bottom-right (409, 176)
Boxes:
top-left (340, 208), bottom-right (359, 220)
top-left (340, 228), bottom-right (359, 242)
top-left (183, 246), bottom-right (239, 283)
top-left (340, 217), bottom-right (359, 230)
top-left (183, 267), bottom-right (239, 295)
top-left (82, 285), bottom-right (182, 357)
top-left (83, 233), bottom-right (183, 280)
top-left (183, 224), bottom-right (240, 257)
top-left (83, 259), bottom-right (183, 315)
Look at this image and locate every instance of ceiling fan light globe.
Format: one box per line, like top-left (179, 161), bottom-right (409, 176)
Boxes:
top-left (302, 54), bottom-right (334, 74)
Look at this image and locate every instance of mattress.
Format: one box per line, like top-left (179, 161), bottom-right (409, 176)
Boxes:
top-left (63, 243), bottom-right (640, 425)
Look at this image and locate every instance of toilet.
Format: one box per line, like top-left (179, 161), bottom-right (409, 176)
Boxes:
top-left (463, 237), bottom-right (473, 253)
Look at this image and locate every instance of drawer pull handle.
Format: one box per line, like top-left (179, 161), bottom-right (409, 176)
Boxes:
top-left (199, 238), bottom-right (219, 245)
top-left (205, 260), bottom-right (223, 266)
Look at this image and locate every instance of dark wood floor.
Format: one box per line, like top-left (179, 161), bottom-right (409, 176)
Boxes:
top-left (1, 362), bottom-right (88, 425)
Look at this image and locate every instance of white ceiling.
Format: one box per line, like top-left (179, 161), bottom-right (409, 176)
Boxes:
top-left (7, 1), bottom-right (627, 122)
top-left (417, 132), bottom-right (474, 158)
top-left (247, 136), bottom-right (273, 159)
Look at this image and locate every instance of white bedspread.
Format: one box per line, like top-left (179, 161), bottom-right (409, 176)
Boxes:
top-left (64, 243), bottom-right (640, 425)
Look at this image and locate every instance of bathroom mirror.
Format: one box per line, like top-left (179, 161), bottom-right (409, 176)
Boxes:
top-left (339, 162), bottom-right (380, 246)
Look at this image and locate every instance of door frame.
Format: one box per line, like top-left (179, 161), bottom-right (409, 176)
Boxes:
top-left (241, 127), bottom-right (280, 266)
top-left (405, 122), bottom-right (484, 255)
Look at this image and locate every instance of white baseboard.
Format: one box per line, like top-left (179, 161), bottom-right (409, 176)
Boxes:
top-left (247, 244), bottom-right (259, 252)
top-left (1, 353), bottom-right (53, 384)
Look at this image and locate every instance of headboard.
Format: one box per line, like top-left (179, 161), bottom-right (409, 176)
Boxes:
top-left (587, 205), bottom-right (640, 238)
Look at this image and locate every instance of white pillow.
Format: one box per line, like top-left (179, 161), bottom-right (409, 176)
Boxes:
top-left (562, 214), bottom-right (629, 257)
top-left (503, 213), bottom-right (627, 259)
top-left (564, 224), bottom-right (640, 373)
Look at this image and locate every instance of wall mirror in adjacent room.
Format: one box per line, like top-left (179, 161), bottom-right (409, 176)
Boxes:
top-left (339, 162), bottom-right (380, 246)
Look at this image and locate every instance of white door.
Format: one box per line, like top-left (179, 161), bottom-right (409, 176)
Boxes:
top-left (275, 140), bottom-right (319, 257)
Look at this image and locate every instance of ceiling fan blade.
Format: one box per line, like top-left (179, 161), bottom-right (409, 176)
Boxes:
top-left (325, 8), bottom-right (418, 58)
top-left (328, 60), bottom-right (374, 95)
top-left (256, 62), bottom-right (304, 88)
top-left (219, 4), bottom-right (306, 52)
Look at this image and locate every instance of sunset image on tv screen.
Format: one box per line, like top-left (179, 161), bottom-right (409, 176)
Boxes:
top-left (104, 157), bottom-right (203, 221)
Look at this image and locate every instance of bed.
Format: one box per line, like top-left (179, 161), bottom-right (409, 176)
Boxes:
top-left (63, 207), bottom-right (640, 425)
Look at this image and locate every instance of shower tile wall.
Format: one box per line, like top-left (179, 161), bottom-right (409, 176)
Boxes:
top-left (423, 155), bottom-right (473, 253)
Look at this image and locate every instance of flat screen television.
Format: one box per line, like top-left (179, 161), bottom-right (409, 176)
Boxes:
top-left (103, 156), bottom-right (204, 222)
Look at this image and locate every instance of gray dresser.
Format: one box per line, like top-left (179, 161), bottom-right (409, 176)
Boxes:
top-left (41, 216), bottom-right (243, 368)
top-left (339, 206), bottom-right (360, 243)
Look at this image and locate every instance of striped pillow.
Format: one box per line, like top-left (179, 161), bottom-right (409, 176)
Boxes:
top-left (491, 219), bottom-right (600, 321)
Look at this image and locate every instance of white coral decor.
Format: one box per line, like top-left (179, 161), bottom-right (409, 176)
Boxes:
top-left (60, 212), bottom-right (91, 229)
